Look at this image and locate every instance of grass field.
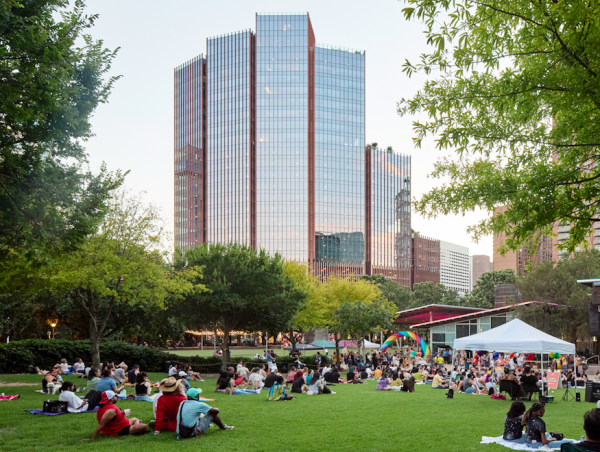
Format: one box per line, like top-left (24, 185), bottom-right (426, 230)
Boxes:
top-left (0, 372), bottom-right (592, 451)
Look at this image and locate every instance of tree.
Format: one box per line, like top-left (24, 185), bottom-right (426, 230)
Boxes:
top-left (410, 281), bottom-right (460, 308)
top-left (43, 192), bottom-right (199, 366)
top-left (174, 243), bottom-right (305, 370)
top-left (399, 0), bottom-right (600, 254)
top-left (514, 250), bottom-right (600, 343)
top-left (331, 299), bottom-right (396, 356)
top-left (0, 1), bottom-right (122, 260)
top-left (464, 270), bottom-right (516, 308)
top-left (361, 274), bottom-right (412, 311)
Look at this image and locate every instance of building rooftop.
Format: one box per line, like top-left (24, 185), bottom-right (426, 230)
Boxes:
top-left (577, 278), bottom-right (600, 287)
top-left (393, 304), bottom-right (486, 326)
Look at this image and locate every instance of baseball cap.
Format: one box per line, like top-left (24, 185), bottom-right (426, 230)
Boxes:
top-left (99, 390), bottom-right (116, 405)
top-left (186, 387), bottom-right (203, 399)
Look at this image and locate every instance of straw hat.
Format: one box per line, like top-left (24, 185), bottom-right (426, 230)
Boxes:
top-left (159, 377), bottom-right (182, 393)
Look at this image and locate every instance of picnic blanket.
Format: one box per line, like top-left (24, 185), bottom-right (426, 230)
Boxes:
top-left (25, 406), bottom-right (99, 416)
top-left (481, 436), bottom-right (576, 451)
top-left (0, 395), bottom-right (20, 401)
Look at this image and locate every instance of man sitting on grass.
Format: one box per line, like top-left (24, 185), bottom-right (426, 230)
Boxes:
top-left (176, 388), bottom-right (234, 439)
top-left (432, 370), bottom-right (449, 389)
top-left (88, 391), bottom-right (149, 439)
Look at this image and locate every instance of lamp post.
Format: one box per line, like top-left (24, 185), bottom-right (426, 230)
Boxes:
top-left (50, 323), bottom-right (56, 339)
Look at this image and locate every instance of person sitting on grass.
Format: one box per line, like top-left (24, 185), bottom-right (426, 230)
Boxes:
top-left (249, 367), bottom-right (264, 392)
top-left (59, 381), bottom-right (89, 413)
top-left (432, 369), bottom-right (449, 389)
top-left (453, 375), bottom-right (465, 392)
top-left (177, 371), bottom-right (191, 392)
top-left (155, 377), bottom-right (187, 432)
top-left (389, 371), bottom-right (403, 389)
top-left (577, 408), bottom-right (600, 451)
top-left (523, 402), bottom-right (573, 449)
top-left (176, 388), bottom-right (234, 439)
top-left (308, 372), bottom-right (335, 395)
top-left (187, 365), bottom-right (204, 382)
top-left (88, 390), bottom-right (149, 439)
top-left (135, 371), bottom-right (153, 400)
top-left (463, 373), bottom-right (478, 394)
top-left (503, 401), bottom-right (527, 444)
top-left (291, 372), bottom-right (308, 394)
top-left (113, 363), bottom-right (128, 385)
top-left (346, 368), bottom-right (365, 384)
top-left (59, 358), bottom-right (70, 375)
top-left (359, 366), bottom-right (369, 380)
top-left (376, 372), bottom-right (392, 391)
top-left (73, 358), bottom-right (85, 375)
top-left (37, 368), bottom-right (60, 394)
top-left (264, 369), bottom-right (280, 389)
top-left (86, 367), bottom-right (101, 392)
top-left (215, 371), bottom-right (230, 392)
top-left (373, 366), bottom-right (382, 379)
top-left (96, 369), bottom-right (124, 394)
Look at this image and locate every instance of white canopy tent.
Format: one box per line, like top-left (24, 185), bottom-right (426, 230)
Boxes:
top-left (453, 319), bottom-right (577, 393)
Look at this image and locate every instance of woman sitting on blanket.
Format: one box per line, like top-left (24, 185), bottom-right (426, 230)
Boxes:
top-left (503, 401), bottom-right (527, 444)
top-left (523, 402), bottom-right (573, 449)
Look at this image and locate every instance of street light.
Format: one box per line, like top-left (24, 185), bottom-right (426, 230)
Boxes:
top-left (49, 320), bottom-right (58, 339)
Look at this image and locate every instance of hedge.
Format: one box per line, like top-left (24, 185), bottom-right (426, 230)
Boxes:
top-left (0, 339), bottom-right (329, 374)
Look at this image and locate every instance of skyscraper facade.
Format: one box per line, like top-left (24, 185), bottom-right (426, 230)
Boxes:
top-left (411, 233), bottom-right (440, 287)
top-left (174, 12), bottom-right (410, 284)
top-left (471, 254), bottom-right (493, 289)
top-left (439, 240), bottom-right (470, 297)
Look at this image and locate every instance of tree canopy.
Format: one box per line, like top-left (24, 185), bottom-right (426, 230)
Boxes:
top-left (361, 274), bottom-right (413, 311)
top-left (464, 269), bottom-right (516, 308)
top-left (0, 0), bottom-right (121, 260)
top-left (399, 0), bottom-right (600, 253)
top-left (409, 281), bottom-right (460, 308)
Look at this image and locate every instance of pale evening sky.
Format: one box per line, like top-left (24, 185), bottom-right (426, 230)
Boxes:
top-left (83, 0), bottom-right (494, 258)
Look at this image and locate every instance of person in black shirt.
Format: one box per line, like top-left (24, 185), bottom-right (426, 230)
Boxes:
top-left (519, 366), bottom-right (540, 400)
top-left (523, 402), bottom-right (572, 449)
top-left (359, 368), bottom-right (368, 379)
top-left (502, 401), bottom-right (526, 443)
top-left (263, 370), bottom-right (279, 389)
top-left (578, 408), bottom-right (600, 451)
top-left (291, 375), bottom-right (307, 394)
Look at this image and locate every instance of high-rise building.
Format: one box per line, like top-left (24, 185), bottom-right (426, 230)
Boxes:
top-left (471, 255), bottom-right (493, 289)
top-left (411, 233), bottom-right (440, 287)
top-left (440, 240), bottom-right (470, 297)
top-left (174, 12), bottom-right (410, 284)
top-left (366, 145), bottom-right (411, 286)
top-left (493, 206), bottom-right (553, 273)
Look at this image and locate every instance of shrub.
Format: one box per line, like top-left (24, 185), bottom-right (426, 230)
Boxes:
top-left (0, 340), bottom-right (329, 374)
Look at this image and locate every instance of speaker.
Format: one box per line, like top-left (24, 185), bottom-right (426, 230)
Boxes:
top-left (446, 389), bottom-right (454, 399)
top-left (577, 392), bottom-right (581, 402)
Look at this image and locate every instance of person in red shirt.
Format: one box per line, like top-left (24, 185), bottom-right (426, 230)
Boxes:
top-left (89, 391), bottom-right (148, 439)
top-left (155, 377), bottom-right (187, 432)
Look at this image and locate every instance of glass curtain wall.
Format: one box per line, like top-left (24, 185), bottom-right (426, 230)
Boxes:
top-left (314, 46), bottom-right (365, 277)
top-left (206, 31), bottom-right (256, 247)
top-left (174, 55), bottom-right (205, 252)
top-left (370, 147), bottom-right (411, 286)
top-left (256, 13), bottom-right (313, 261)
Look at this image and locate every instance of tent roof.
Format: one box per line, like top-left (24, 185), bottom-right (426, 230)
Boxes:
top-left (394, 304), bottom-right (485, 326)
top-left (453, 319), bottom-right (575, 354)
top-left (283, 343), bottom-right (322, 351)
top-left (312, 340), bottom-right (336, 348)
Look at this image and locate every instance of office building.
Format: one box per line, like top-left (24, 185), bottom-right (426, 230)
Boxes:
top-left (493, 206), bottom-right (553, 273)
top-left (440, 240), bottom-right (470, 297)
top-left (471, 255), bottom-right (493, 289)
top-left (174, 12), bottom-right (411, 283)
top-left (411, 233), bottom-right (440, 287)
top-left (366, 145), bottom-right (411, 286)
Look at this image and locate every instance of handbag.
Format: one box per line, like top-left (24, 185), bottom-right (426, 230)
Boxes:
top-left (177, 401), bottom-right (197, 439)
top-left (43, 400), bottom-right (68, 413)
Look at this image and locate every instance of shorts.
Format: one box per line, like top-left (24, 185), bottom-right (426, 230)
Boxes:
top-left (196, 415), bottom-right (213, 434)
top-left (465, 387), bottom-right (476, 394)
top-left (117, 425), bottom-right (131, 436)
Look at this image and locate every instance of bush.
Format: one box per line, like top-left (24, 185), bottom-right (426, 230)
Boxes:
top-left (0, 340), bottom-right (330, 374)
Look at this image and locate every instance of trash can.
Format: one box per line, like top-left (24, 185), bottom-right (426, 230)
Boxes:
top-left (585, 381), bottom-right (600, 403)
top-left (163, 360), bottom-right (171, 374)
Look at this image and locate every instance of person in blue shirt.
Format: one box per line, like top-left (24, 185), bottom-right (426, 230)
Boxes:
top-left (177, 388), bottom-right (234, 438)
top-left (96, 369), bottom-right (124, 393)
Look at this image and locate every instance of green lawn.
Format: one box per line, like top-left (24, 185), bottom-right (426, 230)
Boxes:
top-left (166, 347), bottom-right (360, 358)
top-left (0, 372), bottom-right (592, 451)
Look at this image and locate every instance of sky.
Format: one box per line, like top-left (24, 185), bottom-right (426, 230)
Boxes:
top-left (83, 0), bottom-right (493, 258)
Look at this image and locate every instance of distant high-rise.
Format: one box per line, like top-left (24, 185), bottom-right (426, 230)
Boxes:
top-left (174, 12), bottom-right (410, 283)
top-left (411, 233), bottom-right (440, 287)
top-left (471, 255), bottom-right (493, 289)
top-left (439, 240), bottom-right (470, 297)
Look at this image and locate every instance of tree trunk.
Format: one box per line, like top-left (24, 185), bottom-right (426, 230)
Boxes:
top-left (335, 335), bottom-right (341, 370)
top-left (289, 330), bottom-right (298, 352)
top-left (221, 325), bottom-right (231, 372)
top-left (91, 331), bottom-right (101, 368)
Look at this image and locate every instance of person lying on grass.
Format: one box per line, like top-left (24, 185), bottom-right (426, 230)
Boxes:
top-left (87, 390), bottom-right (149, 440)
top-left (59, 381), bottom-right (89, 413)
top-left (523, 402), bottom-right (573, 449)
top-left (503, 401), bottom-right (526, 444)
top-left (176, 388), bottom-right (234, 439)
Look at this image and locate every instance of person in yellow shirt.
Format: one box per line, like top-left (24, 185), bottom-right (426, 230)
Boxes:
top-left (374, 367), bottom-right (382, 379)
top-left (432, 370), bottom-right (449, 389)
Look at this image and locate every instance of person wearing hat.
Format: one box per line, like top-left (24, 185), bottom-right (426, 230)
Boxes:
top-left (88, 390), bottom-right (148, 439)
top-left (177, 371), bottom-right (191, 391)
top-left (155, 377), bottom-right (187, 432)
top-left (176, 387), bottom-right (234, 438)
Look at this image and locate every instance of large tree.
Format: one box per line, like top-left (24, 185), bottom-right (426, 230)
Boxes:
top-left (464, 269), bottom-right (516, 308)
top-left (174, 243), bottom-right (305, 370)
top-left (361, 274), bottom-right (412, 311)
top-left (0, 0), bottom-right (121, 260)
top-left (399, 0), bottom-right (600, 253)
top-left (514, 250), bottom-right (600, 343)
top-left (410, 281), bottom-right (460, 308)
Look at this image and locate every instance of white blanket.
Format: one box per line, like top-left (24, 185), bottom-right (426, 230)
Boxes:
top-left (481, 436), bottom-right (575, 451)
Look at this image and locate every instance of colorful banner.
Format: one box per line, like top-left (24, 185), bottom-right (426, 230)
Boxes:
top-left (546, 372), bottom-right (560, 390)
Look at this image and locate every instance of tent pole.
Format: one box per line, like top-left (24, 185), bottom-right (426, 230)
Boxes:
top-left (540, 352), bottom-right (544, 396)
top-left (574, 346), bottom-right (578, 396)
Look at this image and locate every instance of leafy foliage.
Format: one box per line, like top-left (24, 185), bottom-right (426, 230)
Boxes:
top-left (409, 281), bottom-right (460, 308)
top-left (0, 0), bottom-right (122, 259)
top-left (399, 0), bottom-right (600, 253)
top-left (514, 250), bottom-right (600, 343)
top-left (463, 269), bottom-right (516, 308)
top-left (360, 274), bottom-right (412, 310)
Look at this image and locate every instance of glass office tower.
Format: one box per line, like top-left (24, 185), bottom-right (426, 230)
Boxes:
top-left (206, 31), bottom-right (256, 247)
top-left (255, 13), bottom-right (314, 262)
top-left (366, 145), bottom-right (411, 286)
top-left (174, 12), bottom-right (411, 285)
top-left (174, 55), bottom-right (205, 251)
top-left (314, 45), bottom-right (365, 276)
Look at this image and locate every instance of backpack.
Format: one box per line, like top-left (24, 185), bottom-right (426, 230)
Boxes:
top-left (267, 382), bottom-right (285, 401)
top-left (177, 401), bottom-right (197, 439)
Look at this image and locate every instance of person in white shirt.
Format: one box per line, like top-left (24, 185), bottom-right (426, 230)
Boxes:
top-left (321, 365), bottom-right (331, 376)
top-left (517, 354), bottom-right (524, 369)
top-left (237, 361), bottom-right (249, 377)
top-left (73, 358), bottom-right (85, 374)
top-left (248, 368), bottom-right (264, 392)
top-left (59, 381), bottom-right (89, 413)
top-left (365, 366), bottom-right (373, 378)
top-left (59, 359), bottom-right (70, 375)
top-left (168, 366), bottom-right (178, 377)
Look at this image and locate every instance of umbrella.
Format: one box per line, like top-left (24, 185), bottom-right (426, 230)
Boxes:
top-left (311, 339), bottom-right (336, 348)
